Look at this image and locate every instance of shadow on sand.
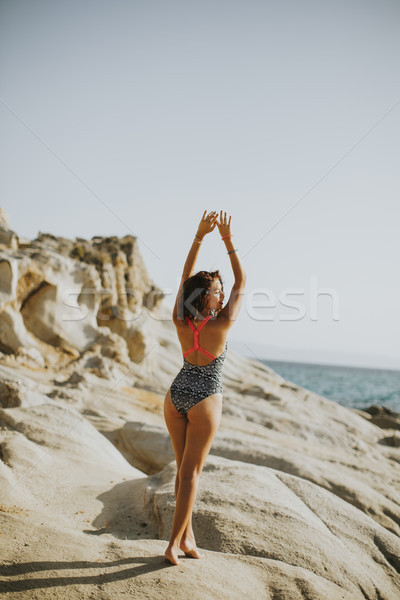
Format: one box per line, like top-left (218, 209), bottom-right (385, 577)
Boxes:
top-left (0, 555), bottom-right (171, 592)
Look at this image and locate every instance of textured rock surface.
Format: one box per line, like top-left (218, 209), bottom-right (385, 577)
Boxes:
top-left (0, 215), bottom-right (399, 599)
top-left (0, 230), bottom-right (164, 364)
top-left (139, 455), bottom-right (400, 599)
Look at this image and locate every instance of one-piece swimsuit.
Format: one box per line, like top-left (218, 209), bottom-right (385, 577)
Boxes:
top-left (170, 315), bottom-right (227, 416)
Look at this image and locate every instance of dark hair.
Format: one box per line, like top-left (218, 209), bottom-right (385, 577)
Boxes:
top-left (177, 270), bottom-right (224, 322)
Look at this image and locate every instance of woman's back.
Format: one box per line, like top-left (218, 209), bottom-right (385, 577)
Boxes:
top-left (175, 314), bottom-right (229, 366)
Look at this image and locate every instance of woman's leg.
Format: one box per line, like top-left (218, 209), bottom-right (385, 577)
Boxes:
top-left (164, 393), bottom-right (222, 565)
top-left (163, 391), bottom-right (193, 541)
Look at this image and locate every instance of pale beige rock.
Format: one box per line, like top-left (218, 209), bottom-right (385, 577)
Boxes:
top-left (0, 226), bottom-right (18, 249)
top-left (115, 403), bottom-right (400, 537)
top-left (15, 345), bottom-right (46, 368)
top-left (0, 401), bottom-right (143, 518)
top-left (140, 455), bottom-right (400, 599)
top-left (0, 207), bottom-right (10, 228)
top-left (0, 224), bottom-right (399, 599)
top-left (85, 329), bottom-right (132, 366)
top-left (0, 378), bottom-right (51, 408)
top-left (117, 421), bottom-right (173, 474)
top-left (0, 232), bottom-right (164, 366)
top-left (2, 520), bottom-right (359, 600)
top-left (1, 383), bottom-right (396, 599)
top-left (0, 305), bottom-right (36, 353)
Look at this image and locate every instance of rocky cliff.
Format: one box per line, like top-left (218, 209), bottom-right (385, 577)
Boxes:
top-left (0, 210), bottom-right (399, 600)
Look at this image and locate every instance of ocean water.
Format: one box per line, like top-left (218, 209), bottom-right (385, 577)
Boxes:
top-left (262, 359), bottom-right (400, 412)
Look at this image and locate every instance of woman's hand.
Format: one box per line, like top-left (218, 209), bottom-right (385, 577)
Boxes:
top-left (196, 210), bottom-right (218, 239)
top-left (215, 211), bottom-right (232, 238)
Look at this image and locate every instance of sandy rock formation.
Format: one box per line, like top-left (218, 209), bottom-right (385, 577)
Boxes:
top-left (1, 215), bottom-right (399, 599)
top-left (138, 455), bottom-right (400, 599)
top-left (116, 393), bottom-right (400, 537)
top-left (0, 208), bottom-right (18, 249)
top-left (0, 208), bottom-right (11, 229)
top-left (2, 385), bottom-right (398, 598)
top-left (0, 229), bottom-right (165, 369)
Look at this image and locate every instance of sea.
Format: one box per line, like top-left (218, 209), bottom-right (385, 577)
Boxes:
top-left (261, 359), bottom-right (400, 412)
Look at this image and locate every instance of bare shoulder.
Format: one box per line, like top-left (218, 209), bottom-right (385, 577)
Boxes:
top-left (172, 315), bottom-right (187, 330)
top-left (172, 314), bottom-right (230, 331)
top-left (211, 313), bottom-right (234, 331)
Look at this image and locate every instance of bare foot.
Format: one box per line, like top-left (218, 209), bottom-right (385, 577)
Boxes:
top-left (180, 539), bottom-right (205, 559)
top-left (164, 544), bottom-right (180, 565)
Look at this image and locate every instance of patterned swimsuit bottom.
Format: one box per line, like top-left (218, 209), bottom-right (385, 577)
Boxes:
top-left (170, 342), bottom-right (228, 416)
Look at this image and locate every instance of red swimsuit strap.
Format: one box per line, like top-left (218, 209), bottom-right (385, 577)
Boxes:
top-left (184, 315), bottom-right (216, 359)
top-left (187, 314), bottom-right (212, 333)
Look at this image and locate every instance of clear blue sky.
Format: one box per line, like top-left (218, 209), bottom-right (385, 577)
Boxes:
top-left (1, 0), bottom-right (399, 369)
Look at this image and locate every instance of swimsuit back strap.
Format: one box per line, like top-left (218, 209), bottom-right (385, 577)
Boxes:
top-left (186, 318), bottom-right (196, 333)
top-left (197, 347), bottom-right (217, 360)
top-left (186, 315), bottom-right (212, 332)
top-left (184, 315), bottom-right (215, 357)
top-left (196, 315), bottom-right (212, 331)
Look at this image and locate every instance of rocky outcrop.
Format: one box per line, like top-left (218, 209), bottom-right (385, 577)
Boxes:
top-left (138, 455), bottom-right (400, 599)
top-left (0, 208), bottom-right (17, 249)
top-left (115, 401), bottom-right (400, 537)
top-left (0, 228), bottom-right (164, 366)
top-left (1, 382), bottom-right (399, 598)
top-left (1, 211), bottom-right (399, 599)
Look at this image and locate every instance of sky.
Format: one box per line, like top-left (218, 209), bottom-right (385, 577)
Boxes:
top-left (0, 0), bottom-right (399, 370)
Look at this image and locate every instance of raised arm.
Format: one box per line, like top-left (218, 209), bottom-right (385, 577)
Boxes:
top-left (216, 211), bottom-right (246, 283)
top-left (181, 210), bottom-right (218, 277)
top-left (215, 211), bottom-right (246, 324)
top-left (173, 210), bottom-right (218, 322)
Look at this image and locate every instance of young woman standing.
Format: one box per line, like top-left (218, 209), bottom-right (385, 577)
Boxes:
top-left (163, 210), bottom-right (246, 565)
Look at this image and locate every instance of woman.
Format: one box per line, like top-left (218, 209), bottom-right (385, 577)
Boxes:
top-left (163, 209), bottom-right (246, 565)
